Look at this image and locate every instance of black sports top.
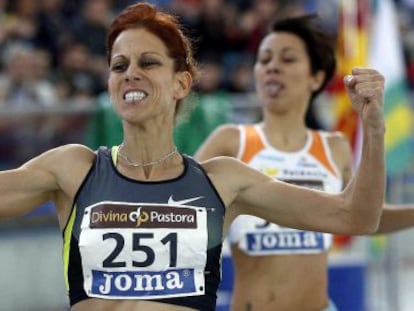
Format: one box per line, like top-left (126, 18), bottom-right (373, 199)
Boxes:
top-left (62, 147), bottom-right (226, 311)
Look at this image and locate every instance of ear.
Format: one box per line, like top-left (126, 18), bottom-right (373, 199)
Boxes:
top-left (311, 70), bottom-right (326, 91)
top-left (174, 71), bottom-right (193, 100)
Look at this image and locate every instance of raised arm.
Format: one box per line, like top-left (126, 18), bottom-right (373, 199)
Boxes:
top-left (207, 68), bottom-right (385, 235)
top-left (326, 98), bottom-right (414, 236)
top-left (338, 68), bottom-right (385, 232)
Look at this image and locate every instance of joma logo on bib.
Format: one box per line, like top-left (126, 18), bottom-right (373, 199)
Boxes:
top-left (89, 203), bottom-right (197, 228)
top-left (247, 231), bottom-right (325, 252)
top-left (91, 269), bottom-right (198, 297)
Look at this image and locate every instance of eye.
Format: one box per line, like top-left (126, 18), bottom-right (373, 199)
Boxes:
top-left (281, 56), bottom-right (297, 63)
top-left (139, 59), bottom-right (161, 68)
top-left (111, 63), bottom-right (128, 72)
top-left (258, 56), bottom-right (271, 65)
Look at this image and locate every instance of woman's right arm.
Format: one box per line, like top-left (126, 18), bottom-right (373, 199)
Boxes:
top-left (0, 144), bottom-right (95, 219)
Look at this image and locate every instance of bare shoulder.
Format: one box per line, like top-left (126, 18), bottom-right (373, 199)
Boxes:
top-left (24, 143), bottom-right (96, 171)
top-left (207, 123), bottom-right (239, 137)
top-left (200, 155), bottom-right (240, 170)
top-left (195, 124), bottom-right (240, 160)
top-left (209, 124), bottom-right (240, 139)
top-left (201, 155), bottom-right (270, 181)
top-left (200, 156), bottom-right (271, 206)
top-left (22, 144), bottom-right (97, 193)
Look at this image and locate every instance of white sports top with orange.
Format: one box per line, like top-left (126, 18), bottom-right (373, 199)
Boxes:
top-left (229, 124), bottom-right (343, 255)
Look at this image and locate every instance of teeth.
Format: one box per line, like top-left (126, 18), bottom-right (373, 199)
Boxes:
top-left (125, 91), bottom-right (146, 102)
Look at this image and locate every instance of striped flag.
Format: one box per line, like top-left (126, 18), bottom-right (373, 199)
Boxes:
top-left (331, 0), bottom-right (413, 256)
top-left (329, 0), bottom-right (370, 249)
top-left (329, 0), bottom-right (371, 168)
top-left (368, 0), bottom-right (413, 175)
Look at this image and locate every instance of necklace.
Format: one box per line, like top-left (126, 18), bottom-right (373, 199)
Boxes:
top-left (117, 143), bottom-right (178, 167)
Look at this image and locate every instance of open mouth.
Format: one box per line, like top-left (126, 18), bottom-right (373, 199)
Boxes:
top-left (264, 82), bottom-right (282, 96)
top-left (124, 91), bottom-right (147, 102)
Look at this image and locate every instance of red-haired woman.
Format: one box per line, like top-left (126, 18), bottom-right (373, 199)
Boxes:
top-left (0, 3), bottom-right (385, 311)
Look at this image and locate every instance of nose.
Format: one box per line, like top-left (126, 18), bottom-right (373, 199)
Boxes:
top-left (265, 59), bottom-right (281, 74)
top-left (125, 64), bottom-right (142, 81)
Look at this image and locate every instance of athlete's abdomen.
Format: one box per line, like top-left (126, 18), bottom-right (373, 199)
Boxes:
top-left (71, 298), bottom-right (197, 311)
top-left (230, 245), bottom-right (330, 311)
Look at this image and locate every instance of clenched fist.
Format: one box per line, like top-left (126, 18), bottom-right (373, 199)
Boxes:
top-left (344, 67), bottom-right (385, 131)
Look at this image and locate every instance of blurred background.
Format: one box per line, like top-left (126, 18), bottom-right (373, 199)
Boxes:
top-left (0, 0), bottom-right (414, 310)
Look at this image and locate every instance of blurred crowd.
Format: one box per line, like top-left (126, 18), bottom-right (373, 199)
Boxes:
top-left (0, 0), bottom-right (413, 165)
top-left (0, 0), bottom-right (413, 103)
top-left (0, 0), bottom-right (305, 106)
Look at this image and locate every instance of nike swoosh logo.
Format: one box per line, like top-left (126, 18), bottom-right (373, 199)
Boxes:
top-left (167, 195), bottom-right (204, 205)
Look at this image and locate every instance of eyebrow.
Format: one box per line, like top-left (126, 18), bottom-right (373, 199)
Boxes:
top-left (111, 51), bottom-right (166, 60)
top-left (141, 52), bottom-right (165, 58)
top-left (260, 46), bottom-right (301, 54)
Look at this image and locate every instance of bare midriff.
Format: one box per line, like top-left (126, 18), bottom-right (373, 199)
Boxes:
top-left (72, 299), bottom-right (197, 311)
top-left (230, 245), bottom-right (330, 311)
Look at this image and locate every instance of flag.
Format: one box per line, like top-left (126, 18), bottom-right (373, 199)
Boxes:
top-left (368, 0), bottom-right (413, 175)
top-left (329, 0), bottom-right (370, 169)
top-left (329, 0), bottom-right (370, 249)
top-left (365, 0), bottom-right (414, 260)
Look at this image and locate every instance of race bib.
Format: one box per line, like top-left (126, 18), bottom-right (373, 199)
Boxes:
top-left (236, 216), bottom-right (330, 255)
top-left (79, 202), bottom-right (208, 299)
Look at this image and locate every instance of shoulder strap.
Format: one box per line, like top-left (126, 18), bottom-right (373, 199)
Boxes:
top-left (308, 131), bottom-right (339, 177)
top-left (238, 125), bottom-right (265, 163)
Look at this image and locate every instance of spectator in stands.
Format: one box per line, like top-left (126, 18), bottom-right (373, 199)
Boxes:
top-left (2, 0), bottom-right (39, 47)
top-left (70, 0), bottom-right (112, 91)
top-left (54, 41), bottom-right (101, 104)
top-left (0, 43), bottom-right (59, 166)
top-left (0, 44), bottom-right (57, 108)
top-left (34, 0), bottom-right (72, 68)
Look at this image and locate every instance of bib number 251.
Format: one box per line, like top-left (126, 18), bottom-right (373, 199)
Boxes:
top-left (102, 232), bottom-right (177, 268)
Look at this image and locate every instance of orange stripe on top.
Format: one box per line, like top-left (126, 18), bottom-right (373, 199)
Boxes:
top-left (308, 131), bottom-right (337, 177)
top-left (240, 125), bottom-right (266, 163)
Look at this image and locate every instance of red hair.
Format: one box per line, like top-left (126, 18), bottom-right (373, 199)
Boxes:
top-left (106, 2), bottom-right (197, 79)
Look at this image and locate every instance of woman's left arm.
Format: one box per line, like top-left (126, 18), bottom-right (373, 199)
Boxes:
top-left (226, 68), bottom-right (386, 235)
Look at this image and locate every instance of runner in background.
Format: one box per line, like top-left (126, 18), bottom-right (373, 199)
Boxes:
top-left (196, 14), bottom-right (414, 311)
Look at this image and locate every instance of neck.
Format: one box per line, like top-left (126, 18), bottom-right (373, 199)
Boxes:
top-left (260, 113), bottom-right (309, 151)
top-left (263, 110), bottom-right (307, 134)
top-left (117, 143), bottom-right (179, 168)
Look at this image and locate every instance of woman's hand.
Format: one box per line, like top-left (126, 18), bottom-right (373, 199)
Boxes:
top-left (344, 67), bottom-right (385, 131)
